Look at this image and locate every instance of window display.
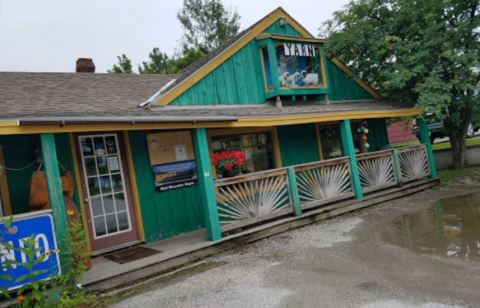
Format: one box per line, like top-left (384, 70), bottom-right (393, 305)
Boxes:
top-left (276, 43), bottom-right (323, 89)
top-left (211, 131), bottom-right (276, 177)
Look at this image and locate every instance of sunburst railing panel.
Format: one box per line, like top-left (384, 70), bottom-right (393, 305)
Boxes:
top-left (397, 144), bottom-right (430, 182)
top-left (294, 157), bottom-right (354, 210)
top-left (215, 169), bottom-right (292, 231)
top-left (356, 150), bottom-right (397, 193)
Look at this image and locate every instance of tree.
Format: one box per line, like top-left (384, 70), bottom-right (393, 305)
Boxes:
top-left (108, 54), bottom-right (134, 74)
top-left (177, 0), bottom-right (241, 53)
top-left (322, 0), bottom-right (479, 168)
top-left (138, 48), bottom-right (175, 74)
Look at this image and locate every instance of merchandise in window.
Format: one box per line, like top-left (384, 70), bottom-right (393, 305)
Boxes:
top-left (318, 122), bottom-right (367, 160)
top-left (276, 43), bottom-right (323, 89)
top-left (211, 132), bottom-right (276, 178)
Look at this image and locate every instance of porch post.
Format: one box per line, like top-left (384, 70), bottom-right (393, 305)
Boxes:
top-left (339, 120), bottom-right (363, 199)
top-left (286, 167), bottom-right (302, 216)
top-left (40, 133), bottom-right (68, 265)
top-left (192, 128), bottom-right (222, 241)
top-left (417, 118), bottom-right (437, 178)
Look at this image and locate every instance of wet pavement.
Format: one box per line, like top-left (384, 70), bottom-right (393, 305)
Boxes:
top-left (112, 167), bottom-right (480, 308)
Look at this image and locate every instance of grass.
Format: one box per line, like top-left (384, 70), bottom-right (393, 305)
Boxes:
top-left (432, 136), bottom-right (480, 151)
top-left (437, 168), bottom-right (476, 182)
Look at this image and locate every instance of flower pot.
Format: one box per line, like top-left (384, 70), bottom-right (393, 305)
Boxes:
top-left (222, 168), bottom-right (240, 178)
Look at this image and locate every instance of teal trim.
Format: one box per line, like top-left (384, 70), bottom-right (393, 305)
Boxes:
top-left (391, 148), bottom-right (402, 185)
top-left (266, 39), bottom-right (281, 91)
top-left (417, 118), bottom-right (437, 178)
top-left (40, 133), bottom-right (68, 267)
top-left (339, 120), bottom-right (363, 199)
top-left (192, 128), bottom-right (221, 241)
top-left (286, 167), bottom-right (302, 216)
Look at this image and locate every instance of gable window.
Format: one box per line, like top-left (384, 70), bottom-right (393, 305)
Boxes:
top-left (260, 47), bottom-right (273, 91)
top-left (276, 43), bottom-right (324, 89)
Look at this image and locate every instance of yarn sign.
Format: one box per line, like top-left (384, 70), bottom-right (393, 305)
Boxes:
top-left (276, 44), bottom-right (322, 88)
top-left (0, 211), bottom-right (60, 290)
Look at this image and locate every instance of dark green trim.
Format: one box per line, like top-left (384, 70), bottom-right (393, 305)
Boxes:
top-left (286, 167), bottom-right (301, 216)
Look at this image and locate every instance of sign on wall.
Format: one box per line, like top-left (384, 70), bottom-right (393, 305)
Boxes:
top-left (146, 131), bottom-right (198, 192)
top-left (0, 211), bottom-right (60, 290)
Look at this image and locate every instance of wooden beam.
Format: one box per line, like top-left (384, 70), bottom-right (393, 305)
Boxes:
top-left (339, 120), bottom-right (363, 199)
top-left (192, 128), bottom-right (222, 241)
top-left (417, 118), bottom-right (437, 178)
top-left (40, 133), bottom-right (68, 267)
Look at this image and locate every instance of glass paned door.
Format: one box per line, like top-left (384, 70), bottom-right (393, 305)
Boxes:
top-left (78, 133), bottom-right (139, 253)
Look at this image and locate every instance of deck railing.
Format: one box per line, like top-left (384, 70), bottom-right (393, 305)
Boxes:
top-left (356, 149), bottom-right (398, 193)
top-left (214, 168), bottom-right (293, 232)
top-left (397, 144), bottom-right (430, 183)
top-left (293, 157), bottom-right (354, 210)
top-left (213, 145), bottom-right (431, 233)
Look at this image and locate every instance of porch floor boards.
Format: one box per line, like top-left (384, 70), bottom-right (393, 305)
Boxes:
top-left (81, 178), bottom-right (439, 293)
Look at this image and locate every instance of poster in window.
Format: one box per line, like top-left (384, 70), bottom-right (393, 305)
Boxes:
top-left (146, 131), bottom-right (198, 192)
top-left (276, 43), bottom-right (322, 89)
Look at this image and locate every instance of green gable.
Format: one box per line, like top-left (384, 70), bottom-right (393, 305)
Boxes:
top-left (264, 20), bottom-right (303, 37)
top-left (326, 59), bottom-right (374, 101)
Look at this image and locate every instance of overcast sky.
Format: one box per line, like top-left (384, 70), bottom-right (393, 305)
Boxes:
top-left (0, 0), bottom-right (349, 73)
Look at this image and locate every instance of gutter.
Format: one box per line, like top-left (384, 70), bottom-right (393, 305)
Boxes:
top-left (8, 116), bottom-right (238, 126)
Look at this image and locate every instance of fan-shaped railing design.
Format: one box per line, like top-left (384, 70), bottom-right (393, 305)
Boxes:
top-left (356, 150), bottom-right (397, 193)
top-left (294, 157), bottom-right (353, 210)
top-left (397, 144), bottom-right (430, 182)
top-left (215, 169), bottom-right (292, 232)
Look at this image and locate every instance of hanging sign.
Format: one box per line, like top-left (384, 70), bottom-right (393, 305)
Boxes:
top-left (283, 43), bottom-right (316, 57)
top-left (146, 131), bottom-right (198, 192)
top-left (0, 210), bottom-right (60, 290)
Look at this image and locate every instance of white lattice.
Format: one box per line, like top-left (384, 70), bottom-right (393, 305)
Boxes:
top-left (357, 154), bottom-right (396, 191)
top-left (295, 160), bottom-right (352, 204)
top-left (216, 172), bottom-right (290, 224)
top-left (399, 145), bottom-right (429, 181)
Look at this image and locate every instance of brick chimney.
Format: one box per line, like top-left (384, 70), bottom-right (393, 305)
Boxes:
top-left (76, 58), bottom-right (95, 73)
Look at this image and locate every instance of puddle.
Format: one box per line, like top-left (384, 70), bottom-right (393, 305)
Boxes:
top-left (383, 192), bottom-right (480, 261)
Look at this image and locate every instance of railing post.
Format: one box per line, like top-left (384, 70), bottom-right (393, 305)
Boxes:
top-left (391, 149), bottom-right (403, 185)
top-left (339, 120), bottom-right (363, 199)
top-left (417, 118), bottom-right (437, 178)
top-left (192, 128), bottom-right (222, 241)
top-left (286, 167), bottom-right (302, 216)
top-left (40, 133), bottom-right (68, 268)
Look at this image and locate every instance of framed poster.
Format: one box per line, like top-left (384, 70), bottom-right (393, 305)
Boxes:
top-left (146, 131), bottom-right (198, 192)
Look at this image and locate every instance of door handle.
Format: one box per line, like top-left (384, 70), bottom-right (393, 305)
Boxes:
top-left (84, 198), bottom-right (89, 203)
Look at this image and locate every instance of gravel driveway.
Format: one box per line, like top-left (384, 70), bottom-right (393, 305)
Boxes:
top-left (112, 168), bottom-right (480, 308)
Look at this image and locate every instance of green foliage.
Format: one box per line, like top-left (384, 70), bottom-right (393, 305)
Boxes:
top-left (177, 0), bottom-right (240, 53)
top-left (322, 0), bottom-right (480, 167)
top-left (108, 54), bottom-right (134, 74)
top-left (0, 217), bottom-right (93, 307)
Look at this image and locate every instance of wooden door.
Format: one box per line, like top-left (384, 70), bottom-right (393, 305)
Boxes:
top-left (77, 133), bottom-right (140, 254)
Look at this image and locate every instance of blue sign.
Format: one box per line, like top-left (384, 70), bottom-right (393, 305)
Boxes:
top-left (0, 211), bottom-right (60, 290)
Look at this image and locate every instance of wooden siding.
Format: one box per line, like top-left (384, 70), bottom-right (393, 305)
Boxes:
top-left (264, 20), bottom-right (303, 37)
top-left (326, 59), bottom-right (373, 101)
top-left (277, 124), bottom-right (320, 166)
top-left (388, 121), bottom-right (416, 143)
top-left (128, 131), bottom-right (205, 242)
top-left (0, 133), bottom-right (79, 214)
top-left (367, 119), bottom-right (390, 151)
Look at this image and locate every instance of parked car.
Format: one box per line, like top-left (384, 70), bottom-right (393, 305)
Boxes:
top-left (412, 116), bottom-right (478, 143)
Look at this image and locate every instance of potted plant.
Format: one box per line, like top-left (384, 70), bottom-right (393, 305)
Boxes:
top-left (211, 150), bottom-right (246, 178)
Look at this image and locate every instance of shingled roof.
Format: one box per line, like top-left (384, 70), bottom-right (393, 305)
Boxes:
top-left (0, 72), bottom-right (178, 118)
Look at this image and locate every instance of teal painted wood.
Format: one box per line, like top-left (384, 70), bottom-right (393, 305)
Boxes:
top-left (40, 133), bottom-right (68, 267)
top-left (367, 119), bottom-right (389, 151)
top-left (54, 134), bottom-right (81, 210)
top-left (277, 124), bottom-right (320, 166)
top-left (264, 20), bottom-right (303, 37)
top-left (170, 40), bottom-right (266, 106)
top-left (391, 148), bottom-right (403, 184)
top-left (339, 120), bottom-right (363, 199)
top-left (0, 134), bottom-right (77, 215)
top-left (326, 59), bottom-right (373, 101)
top-left (286, 167), bottom-right (302, 216)
top-left (128, 131), bottom-right (205, 242)
top-left (417, 118), bottom-right (438, 178)
top-left (192, 128), bottom-right (221, 241)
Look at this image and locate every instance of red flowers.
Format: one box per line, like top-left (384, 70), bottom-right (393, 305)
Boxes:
top-left (211, 150), bottom-right (246, 172)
